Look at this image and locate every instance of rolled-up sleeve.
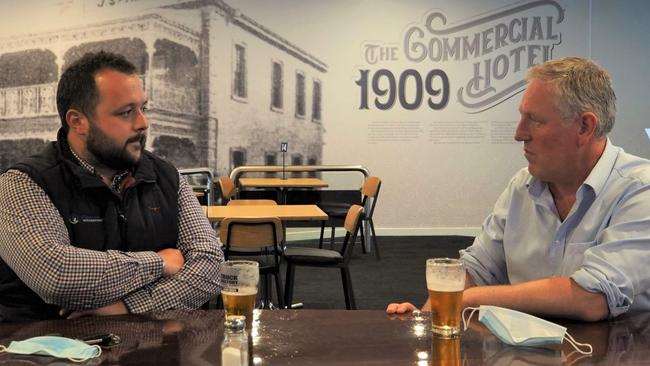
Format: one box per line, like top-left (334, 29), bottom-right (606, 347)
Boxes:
top-left (571, 184), bottom-right (650, 317)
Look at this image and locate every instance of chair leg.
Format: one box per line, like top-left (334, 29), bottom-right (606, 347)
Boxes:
top-left (263, 273), bottom-right (272, 309)
top-left (284, 263), bottom-right (296, 308)
top-left (274, 270), bottom-right (285, 309)
top-left (319, 221), bottom-right (326, 249)
top-left (369, 219), bottom-right (380, 261)
top-left (340, 267), bottom-right (356, 310)
top-left (330, 225), bottom-right (336, 249)
top-left (359, 223), bottom-right (367, 254)
top-left (258, 273), bottom-right (266, 309)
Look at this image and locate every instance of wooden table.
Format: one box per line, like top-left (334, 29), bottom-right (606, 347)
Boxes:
top-left (238, 177), bottom-right (328, 189)
top-left (1, 309), bottom-right (648, 365)
top-left (203, 204), bottom-right (327, 222)
top-left (238, 178), bottom-right (328, 204)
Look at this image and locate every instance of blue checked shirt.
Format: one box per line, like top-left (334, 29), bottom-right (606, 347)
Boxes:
top-left (460, 140), bottom-right (650, 317)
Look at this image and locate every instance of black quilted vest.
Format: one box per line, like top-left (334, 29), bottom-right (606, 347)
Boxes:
top-left (0, 129), bottom-right (179, 322)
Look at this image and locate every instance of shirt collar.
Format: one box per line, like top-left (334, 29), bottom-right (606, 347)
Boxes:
top-left (69, 148), bottom-right (132, 194)
top-left (581, 138), bottom-right (618, 196)
top-left (527, 138), bottom-right (618, 199)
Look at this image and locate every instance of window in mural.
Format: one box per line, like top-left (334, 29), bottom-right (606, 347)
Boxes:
top-left (291, 154), bottom-right (303, 177)
top-left (271, 60), bottom-right (283, 111)
top-left (233, 43), bottom-right (247, 99)
top-left (231, 149), bottom-right (246, 171)
top-left (307, 156), bottom-right (318, 177)
top-left (312, 79), bottom-right (322, 122)
top-left (295, 71), bottom-right (305, 118)
top-left (265, 153), bottom-right (277, 177)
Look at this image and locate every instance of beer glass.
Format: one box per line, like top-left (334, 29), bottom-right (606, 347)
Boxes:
top-left (221, 260), bottom-right (259, 328)
top-left (426, 258), bottom-right (465, 336)
top-left (431, 334), bottom-right (461, 366)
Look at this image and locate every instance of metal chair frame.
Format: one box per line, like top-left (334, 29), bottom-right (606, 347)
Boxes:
top-left (283, 205), bottom-right (363, 310)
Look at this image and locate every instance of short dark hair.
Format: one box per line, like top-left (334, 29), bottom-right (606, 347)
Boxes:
top-left (56, 51), bottom-right (137, 131)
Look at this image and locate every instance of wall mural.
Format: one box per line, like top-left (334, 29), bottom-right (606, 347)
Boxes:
top-left (0, 0), bottom-right (325, 179)
top-left (6, 0), bottom-right (642, 231)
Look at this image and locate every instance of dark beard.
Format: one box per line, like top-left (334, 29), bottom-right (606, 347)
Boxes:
top-left (87, 120), bottom-right (146, 171)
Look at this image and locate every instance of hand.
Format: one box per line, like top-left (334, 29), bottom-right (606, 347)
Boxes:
top-left (158, 248), bottom-right (185, 276)
top-left (386, 302), bottom-right (417, 314)
top-left (162, 320), bottom-right (184, 335)
top-left (62, 301), bottom-right (129, 319)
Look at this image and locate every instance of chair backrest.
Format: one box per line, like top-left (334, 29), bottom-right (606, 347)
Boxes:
top-left (227, 199), bottom-right (277, 206)
top-left (360, 176), bottom-right (381, 219)
top-left (218, 176), bottom-right (236, 201)
top-left (361, 176), bottom-right (381, 198)
top-left (220, 216), bottom-right (283, 250)
top-left (339, 204), bottom-right (364, 260)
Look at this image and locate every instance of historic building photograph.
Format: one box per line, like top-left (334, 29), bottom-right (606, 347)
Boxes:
top-left (0, 0), bottom-right (327, 177)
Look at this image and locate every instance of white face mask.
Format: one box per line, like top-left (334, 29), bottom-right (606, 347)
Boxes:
top-left (462, 305), bottom-right (593, 355)
top-left (0, 335), bottom-right (101, 362)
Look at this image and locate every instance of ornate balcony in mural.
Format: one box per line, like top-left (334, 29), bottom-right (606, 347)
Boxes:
top-left (149, 75), bottom-right (199, 117)
top-left (0, 83), bottom-right (57, 118)
top-left (0, 76), bottom-right (198, 119)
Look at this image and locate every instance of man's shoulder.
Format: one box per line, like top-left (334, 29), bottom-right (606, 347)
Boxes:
top-left (139, 151), bottom-right (179, 186)
top-left (612, 148), bottom-right (650, 185)
top-left (9, 142), bottom-right (59, 172)
top-left (142, 151), bottom-right (177, 172)
top-left (508, 167), bottom-right (534, 188)
top-left (7, 142), bottom-right (61, 188)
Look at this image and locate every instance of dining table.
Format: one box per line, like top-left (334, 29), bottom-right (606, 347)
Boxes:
top-left (238, 177), bottom-right (328, 189)
top-left (1, 309), bottom-right (648, 365)
top-left (202, 204), bottom-right (328, 222)
top-left (237, 177), bottom-right (328, 204)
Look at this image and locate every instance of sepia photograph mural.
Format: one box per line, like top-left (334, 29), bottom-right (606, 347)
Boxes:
top-left (1, 0), bottom-right (648, 232)
top-left (0, 0), bottom-right (326, 178)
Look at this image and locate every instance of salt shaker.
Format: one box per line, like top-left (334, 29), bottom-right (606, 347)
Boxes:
top-left (221, 315), bottom-right (249, 366)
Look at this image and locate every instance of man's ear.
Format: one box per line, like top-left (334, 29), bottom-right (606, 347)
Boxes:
top-left (65, 109), bottom-right (88, 135)
top-left (577, 112), bottom-right (598, 145)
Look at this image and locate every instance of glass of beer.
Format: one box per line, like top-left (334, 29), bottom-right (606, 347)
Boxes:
top-left (221, 260), bottom-right (259, 328)
top-left (431, 334), bottom-right (461, 366)
top-left (426, 258), bottom-right (465, 337)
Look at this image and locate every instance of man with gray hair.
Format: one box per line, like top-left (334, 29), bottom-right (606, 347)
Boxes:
top-left (388, 56), bottom-right (650, 321)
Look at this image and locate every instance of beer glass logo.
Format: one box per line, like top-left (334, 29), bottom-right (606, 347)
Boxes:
top-left (222, 274), bottom-right (240, 291)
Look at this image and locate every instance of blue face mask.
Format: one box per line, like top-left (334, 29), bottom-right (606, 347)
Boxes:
top-left (462, 305), bottom-right (592, 355)
top-left (0, 335), bottom-right (102, 362)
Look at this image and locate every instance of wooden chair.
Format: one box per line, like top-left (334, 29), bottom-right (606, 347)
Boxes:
top-left (318, 176), bottom-right (381, 260)
top-left (218, 176), bottom-right (277, 205)
top-left (220, 216), bottom-right (284, 309)
top-left (217, 176), bottom-right (237, 203)
top-left (284, 205), bottom-right (363, 310)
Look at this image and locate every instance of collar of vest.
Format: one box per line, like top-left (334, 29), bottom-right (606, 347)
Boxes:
top-left (55, 128), bottom-right (157, 189)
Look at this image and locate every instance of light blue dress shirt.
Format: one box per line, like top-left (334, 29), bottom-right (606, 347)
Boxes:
top-left (460, 140), bottom-right (650, 317)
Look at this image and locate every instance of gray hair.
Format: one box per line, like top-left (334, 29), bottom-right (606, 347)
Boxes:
top-left (527, 57), bottom-right (616, 138)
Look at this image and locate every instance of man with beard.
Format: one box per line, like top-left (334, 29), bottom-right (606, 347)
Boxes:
top-left (0, 51), bottom-right (223, 322)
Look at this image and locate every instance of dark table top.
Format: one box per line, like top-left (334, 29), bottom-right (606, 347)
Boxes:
top-left (1, 309), bottom-right (649, 365)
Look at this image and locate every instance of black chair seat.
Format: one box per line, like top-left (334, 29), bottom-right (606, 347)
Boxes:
top-left (318, 202), bottom-right (350, 218)
top-left (284, 205), bottom-right (364, 310)
top-left (284, 247), bottom-right (343, 264)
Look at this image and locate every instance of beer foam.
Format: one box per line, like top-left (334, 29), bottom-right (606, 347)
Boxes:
top-left (222, 287), bottom-right (258, 296)
top-left (426, 275), bottom-right (464, 292)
